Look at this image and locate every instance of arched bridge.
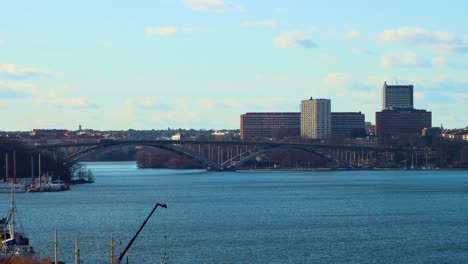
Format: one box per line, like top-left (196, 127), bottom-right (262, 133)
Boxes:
top-left (35, 140), bottom-right (394, 171)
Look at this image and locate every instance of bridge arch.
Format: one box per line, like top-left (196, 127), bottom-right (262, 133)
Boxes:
top-left (222, 145), bottom-right (351, 170)
top-left (61, 142), bottom-right (223, 171)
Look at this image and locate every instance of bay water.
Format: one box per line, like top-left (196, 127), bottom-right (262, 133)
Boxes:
top-left (2, 162), bottom-right (468, 263)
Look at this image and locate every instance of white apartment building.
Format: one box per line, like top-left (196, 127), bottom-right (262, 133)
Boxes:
top-left (300, 98), bottom-right (331, 139)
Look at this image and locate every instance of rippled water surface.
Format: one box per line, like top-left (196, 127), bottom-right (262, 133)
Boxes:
top-left (2, 162), bottom-right (468, 263)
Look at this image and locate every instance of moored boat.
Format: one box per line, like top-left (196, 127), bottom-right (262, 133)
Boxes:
top-left (0, 191), bottom-right (37, 262)
top-left (1, 153), bottom-right (26, 193)
top-left (0, 182), bottom-right (26, 193)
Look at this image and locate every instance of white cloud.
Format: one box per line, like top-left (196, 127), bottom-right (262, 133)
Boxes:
top-left (351, 47), bottom-right (374, 55)
top-left (321, 72), bottom-right (352, 88)
top-left (241, 20), bottom-right (278, 28)
top-left (146, 26), bottom-right (208, 37)
top-left (182, 0), bottom-right (243, 12)
top-left (378, 27), bottom-right (456, 43)
top-left (47, 97), bottom-right (98, 109)
top-left (0, 80), bottom-right (37, 98)
top-left (274, 32), bottom-right (317, 49)
top-left (344, 29), bottom-right (359, 39)
top-left (431, 56), bottom-right (468, 69)
top-left (0, 64), bottom-right (63, 78)
top-left (125, 97), bottom-right (173, 110)
top-left (381, 52), bottom-right (431, 68)
top-left (146, 26), bottom-right (177, 36)
top-left (377, 27), bottom-right (468, 54)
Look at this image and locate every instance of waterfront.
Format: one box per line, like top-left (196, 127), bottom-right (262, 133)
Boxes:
top-left (2, 162), bottom-right (468, 263)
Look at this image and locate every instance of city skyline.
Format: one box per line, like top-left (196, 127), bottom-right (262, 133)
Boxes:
top-left (1, 1), bottom-right (467, 131)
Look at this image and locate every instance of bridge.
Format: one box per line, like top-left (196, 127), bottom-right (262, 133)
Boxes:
top-left (35, 140), bottom-right (395, 171)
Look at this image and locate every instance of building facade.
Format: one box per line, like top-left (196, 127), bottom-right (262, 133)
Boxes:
top-left (382, 82), bottom-right (414, 110)
top-left (331, 112), bottom-right (366, 137)
top-left (300, 98), bottom-right (331, 139)
top-left (375, 109), bottom-right (432, 137)
top-left (240, 112), bottom-right (300, 139)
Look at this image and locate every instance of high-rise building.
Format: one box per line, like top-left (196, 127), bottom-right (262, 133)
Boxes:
top-left (240, 112), bottom-right (301, 139)
top-left (331, 112), bottom-right (366, 137)
top-left (375, 109), bottom-right (431, 137)
top-left (300, 98), bottom-right (331, 139)
top-left (382, 82), bottom-right (413, 110)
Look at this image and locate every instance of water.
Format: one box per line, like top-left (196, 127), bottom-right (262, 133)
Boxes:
top-left (2, 162), bottom-right (468, 263)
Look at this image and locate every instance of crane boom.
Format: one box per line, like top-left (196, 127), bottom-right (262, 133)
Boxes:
top-left (114, 203), bottom-right (167, 264)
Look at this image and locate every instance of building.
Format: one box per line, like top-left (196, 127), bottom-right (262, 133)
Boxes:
top-left (422, 127), bottom-right (443, 137)
top-left (29, 129), bottom-right (68, 138)
top-left (441, 128), bottom-right (468, 141)
top-left (300, 98), bottom-right (331, 139)
top-left (375, 109), bottom-right (431, 137)
top-left (331, 112), bottom-right (366, 138)
top-left (170, 133), bottom-right (183, 140)
top-left (365, 122), bottom-right (376, 136)
top-left (382, 82), bottom-right (414, 110)
top-left (240, 112), bottom-right (301, 139)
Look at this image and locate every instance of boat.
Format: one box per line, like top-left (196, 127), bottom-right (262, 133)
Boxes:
top-left (27, 175), bottom-right (69, 192)
top-left (27, 153), bottom-right (69, 193)
top-left (0, 153), bottom-right (26, 193)
top-left (0, 181), bottom-right (26, 193)
top-left (0, 191), bottom-right (37, 262)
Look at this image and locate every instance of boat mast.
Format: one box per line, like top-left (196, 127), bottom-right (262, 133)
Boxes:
top-left (38, 153), bottom-right (42, 187)
top-left (9, 189), bottom-right (15, 240)
top-left (54, 229), bottom-right (59, 264)
top-left (75, 240), bottom-right (80, 264)
top-left (110, 233), bottom-right (115, 264)
top-left (5, 153), bottom-right (9, 183)
top-left (160, 236), bottom-right (168, 264)
top-left (31, 156), bottom-right (35, 185)
top-left (13, 150), bottom-right (17, 184)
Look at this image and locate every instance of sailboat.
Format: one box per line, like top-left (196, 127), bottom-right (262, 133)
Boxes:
top-left (0, 191), bottom-right (37, 262)
top-left (0, 153), bottom-right (26, 193)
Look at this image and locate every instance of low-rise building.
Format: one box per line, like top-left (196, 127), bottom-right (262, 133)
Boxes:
top-left (240, 112), bottom-right (300, 139)
top-left (441, 128), bottom-right (468, 141)
top-left (331, 112), bottom-right (366, 138)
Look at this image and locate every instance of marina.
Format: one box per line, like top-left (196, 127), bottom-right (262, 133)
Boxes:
top-left (1, 161), bottom-right (468, 263)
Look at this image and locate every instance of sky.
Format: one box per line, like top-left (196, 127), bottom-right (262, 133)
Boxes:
top-left (0, 0), bottom-right (467, 131)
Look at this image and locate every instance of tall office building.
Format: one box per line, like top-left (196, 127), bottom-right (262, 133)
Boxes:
top-left (300, 98), bottom-right (331, 139)
top-left (382, 82), bottom-right (413, 110)
top-left (375, 109), bottom-right (431, 137)
top-left (240, 112), bottom-right (301, 139)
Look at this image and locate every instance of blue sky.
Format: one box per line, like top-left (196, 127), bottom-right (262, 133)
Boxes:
top-left (1, 0), bottom-right (467, 130)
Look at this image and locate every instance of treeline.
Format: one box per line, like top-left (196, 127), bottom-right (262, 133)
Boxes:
top-left (81, 145), bottom-right (136, 161)
top-left (135, 147), bottom-right (203, 169)
top-left (379, 135), bottom-right (468, 168)
top-left (0, 139), bottom-right (72, 183)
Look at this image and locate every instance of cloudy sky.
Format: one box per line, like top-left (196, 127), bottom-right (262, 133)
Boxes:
top-left (1, 0), bottom-right (467, 131)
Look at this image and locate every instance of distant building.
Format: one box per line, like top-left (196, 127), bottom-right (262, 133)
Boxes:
top-left (331, 112), bottom-right (366, 138)
top-left (375, 109), bottom-right (432, 137)
top-left (382, 82), bottom-right (414, 110)
top-left (212, 130), bottom-right (230, 140)
top-left (29, 129), bottom-right (68, 138)
top-left (422, 127), bottom-right (443, 137)
top-left (240, 112), bottom-right (300, 139)
top-left (441, 128), bottom-right (468, 141)
top-left (301, 98), bottom-right (331, 139)
top-left (365, 122), bottom-right (376, 136)
top-left (170, 133), bottom-right (183, 140)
